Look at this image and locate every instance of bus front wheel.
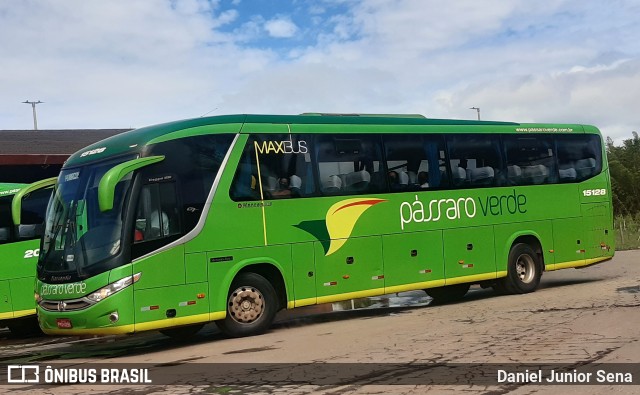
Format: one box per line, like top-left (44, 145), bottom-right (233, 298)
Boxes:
top-left (499, 243), bottom-right (542, 294)
top-left (216, 272), bottom-right (278, 338)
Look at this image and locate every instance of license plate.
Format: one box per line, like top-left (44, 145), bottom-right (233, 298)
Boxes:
top-left (56, 318), bottom-right (73, 329)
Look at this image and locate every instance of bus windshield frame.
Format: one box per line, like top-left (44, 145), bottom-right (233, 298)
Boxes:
top-left (38, 155), bottom-right (137, 282)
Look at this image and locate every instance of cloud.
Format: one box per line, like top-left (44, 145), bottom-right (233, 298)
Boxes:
top-left (264, 16), bottom-right (299, 38)
top-left (432, 58), bottom-right (640, 143)
top-left (219, 62), bottom-right (401, 115)
top-left (0, 0), bottom-right (638, 144)
top-left (0, 0), bottom-right (274, 127)
top-left (264, 0), bottom-right (640, 142)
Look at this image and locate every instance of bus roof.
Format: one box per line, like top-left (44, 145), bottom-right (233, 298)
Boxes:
top-left (62, 113), bottom-right (596, 167)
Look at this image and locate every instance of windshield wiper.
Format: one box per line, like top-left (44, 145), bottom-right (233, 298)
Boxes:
top-left (40, 213), bottom-right (66, 265)
top-left (60, 202), bottom-right (82, 273)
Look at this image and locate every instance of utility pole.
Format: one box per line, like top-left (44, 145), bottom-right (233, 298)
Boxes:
top-left (470, 107), bottom-right (480, 120)
top-left (23, 100), bottom-right (43, 130)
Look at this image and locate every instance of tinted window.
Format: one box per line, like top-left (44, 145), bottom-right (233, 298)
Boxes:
top-left (556, 134), bottom-right (602, 182)
top-left (144, 134), bottom-right (233, 230)
top-left (17, 187), bottom-right (52, 241)
top-left (504, 135), bottom-right (556, 185)
top-left (447, 134), bottom-right (503, 188)
top-left (228, 131), bottom-right (604, 199)
top-left (0, 196), bottom-right (12, 243)
top-left (383, 134), bottom-right (448, 191)
top-left (230, 134), bottom-right (314, 200)
top-left (316, 134), bottom-right (384, 196)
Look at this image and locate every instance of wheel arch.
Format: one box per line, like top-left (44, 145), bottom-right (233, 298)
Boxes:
top-left (236, 262), bottom-right (288, 310)
top-left (218, 258), bottom-right (289, 314)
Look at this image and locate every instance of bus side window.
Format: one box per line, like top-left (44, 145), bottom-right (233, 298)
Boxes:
top-left (230, 134), bottom-right (315, 201)
top-left (0, 196), bottom-right (12, 244)
top-left (317, 134), bottom-right (383, 196)
top-left (446, 134), bottom-right (502, 188)
top-left (134, 183), bottom-right (180, 243)
top-left (17, 187), bottom-right (52, 240)
top-left (382, 134), bottom-right (446, 191)
top-left (384, 134), bottom-right (423, 192)
top-left (556, 134), bottom-right (602, 182)
top-left (504, 135), bottom-right (556, 186)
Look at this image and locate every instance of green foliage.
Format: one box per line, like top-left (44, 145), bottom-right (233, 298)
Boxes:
top-left (606, 132), bottom-right (640, 250)
top-left (614, 215), bottom-right (640, 251)
top-left (606, 132), bottom-right (640, 216)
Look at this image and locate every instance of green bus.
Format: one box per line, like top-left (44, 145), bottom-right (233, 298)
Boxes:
top-left (29, 114), bottom-right (614, 338)
top-left (1, 180), bottom-right (55, 334)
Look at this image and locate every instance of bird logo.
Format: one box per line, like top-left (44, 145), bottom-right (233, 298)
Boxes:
top-left (295, 198), bottom-right (386, 256)
top-left (325, 198), bottom-right (386, 255)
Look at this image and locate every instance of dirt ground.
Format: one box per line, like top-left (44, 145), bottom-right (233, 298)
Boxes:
top-left (1, 250), bottom-right (638, 394)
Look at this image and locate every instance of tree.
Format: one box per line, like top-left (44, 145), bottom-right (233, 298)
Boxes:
top-left (607, 132), bottom-right (640, 216)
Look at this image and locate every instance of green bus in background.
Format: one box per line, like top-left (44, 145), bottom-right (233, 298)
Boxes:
top-left (1, 180), bottom-right (54, 335)
top-left (28, 114), bottom-right (614, 338)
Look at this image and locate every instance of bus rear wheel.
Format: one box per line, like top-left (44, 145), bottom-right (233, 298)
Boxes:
top-left (215, 272), bottom-right (278, 338)
top-left (499, 243), bottom-right (542, 294)
top-left (425, 284), bottom-right (470, 304)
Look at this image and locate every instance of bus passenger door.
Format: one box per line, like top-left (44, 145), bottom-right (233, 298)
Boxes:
top-left (131, 182), bottom-right (186, 288)
top-left (131, 181), bottom-right (201, 328)
top-left (314, 236), bottom-right (384, 300)
top-left (443, 225), bottom-right (496, 283)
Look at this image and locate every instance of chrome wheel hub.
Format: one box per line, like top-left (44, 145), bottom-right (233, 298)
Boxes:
top-left (515, 254), bottom-right (535, 283)
top-left (228, 286), bottom-right (264, 324)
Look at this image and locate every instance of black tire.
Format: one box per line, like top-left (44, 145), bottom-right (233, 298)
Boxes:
top-left (159, 323), bottom-right (205, 339)
top-left (215, 272), bottom-right (278, 338)
top-left (7, 316), bottom-right (42, 337)
top-left (499, 243), bottom-right (542, 294)
top-left (425, 283), bottom-right (470, 304)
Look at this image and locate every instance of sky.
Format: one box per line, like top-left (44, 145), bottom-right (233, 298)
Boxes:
top-left (1, 0), bottom-right (639, 143)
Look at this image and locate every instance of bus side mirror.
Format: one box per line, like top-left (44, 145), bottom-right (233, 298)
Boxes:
top-left (98, 156), bottom-right (165, 212)
top-left (11, 177), bottom-right (57, 225)
top-left (17, 224), bottom-right (41, 239)
top-left (0, 227), bottom-right (9, 242)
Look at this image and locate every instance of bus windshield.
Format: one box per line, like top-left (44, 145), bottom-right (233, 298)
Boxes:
top-left (39, 156), bottom-right (135, 277)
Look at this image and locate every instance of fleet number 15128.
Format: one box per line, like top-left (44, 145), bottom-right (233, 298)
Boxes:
top-left (583, 189), bottom-right (607, 197)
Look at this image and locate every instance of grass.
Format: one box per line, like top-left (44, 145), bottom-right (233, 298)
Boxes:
top-left (614, 215), bottom-right (640, 250)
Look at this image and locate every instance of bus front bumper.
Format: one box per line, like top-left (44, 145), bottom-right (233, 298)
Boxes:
top-left (37, 287), bottom-right (135, 336)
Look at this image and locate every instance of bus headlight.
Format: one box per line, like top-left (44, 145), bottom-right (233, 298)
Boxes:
top-left (86, 272), bottom-right (142, 303)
